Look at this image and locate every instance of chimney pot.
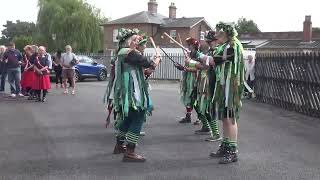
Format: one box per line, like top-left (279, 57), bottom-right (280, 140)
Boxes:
top-left (303, 15), bottom-right (312, 42)
top-left (148, 0), bottom-right (158, 14)
top-left (169, 2), bottom-right (177, 19)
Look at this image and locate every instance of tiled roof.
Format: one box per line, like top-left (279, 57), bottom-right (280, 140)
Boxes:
top-left (240, 31), bottom-right (320, 40)
top-left (103, 12), bottom-right (207, 28)
top-left (258, 39), bottom-right (320, 49)
top-left (104, 11), bottom-right (166, 25)
top-left (161, 17), bottom-right (204, 28)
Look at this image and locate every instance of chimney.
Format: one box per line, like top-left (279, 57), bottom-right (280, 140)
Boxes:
top-left (169, 3), bottom-right (177, 19)
top-left (303, 15), bottom-right (312, 42)
top-left (148, 0), bottom-right (158, 14)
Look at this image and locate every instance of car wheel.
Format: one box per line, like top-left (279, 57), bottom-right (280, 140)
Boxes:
top-left (98, 70), bottom-right (107, 81)
top-left (74, 70), bottom-right (82, 82)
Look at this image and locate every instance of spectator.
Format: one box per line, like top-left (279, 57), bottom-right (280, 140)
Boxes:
top-left (52, 50), bottom-right (63, 88)
top-left (0, 45), bottom-right (7, 92)
top-left (61, 45), bottom-right (79, 95)
top-left (27, 45), bottom-right (39, 100)
top-left (245, 55), bottom-right (255, 98)
top-left (46, 52), bottom-right (53, 70)
top-left (32, 46), bottom-right (51, 102)
top-left (3, 42), bottom-right (23, 97)
top-left (21, 45), bottom-right (35, 96)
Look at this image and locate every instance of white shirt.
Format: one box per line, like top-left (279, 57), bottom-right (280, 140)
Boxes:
top-left (46, 53), bottom-right (52, 69)
top-left (245, 60), bottom-right (255, 81)
top-left (61, 52), bottom-right (77, 70)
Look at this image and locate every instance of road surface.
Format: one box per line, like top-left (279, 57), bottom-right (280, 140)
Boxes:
top-left (0, 81), bottom-right (319, 180)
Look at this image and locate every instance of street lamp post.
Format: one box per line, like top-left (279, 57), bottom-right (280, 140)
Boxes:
top-left (52, 33), bottom-right (56, 51)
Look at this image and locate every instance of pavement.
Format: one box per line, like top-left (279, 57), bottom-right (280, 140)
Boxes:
top-left (0, 81), bottom-right (319, 180)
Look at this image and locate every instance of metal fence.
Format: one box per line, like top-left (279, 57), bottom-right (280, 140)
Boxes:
top-left (78, 52), bottom-right (185, 80)
top-left (255, 52), bottom-right (320, 118)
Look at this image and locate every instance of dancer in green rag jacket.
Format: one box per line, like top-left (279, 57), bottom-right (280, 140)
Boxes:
top-left (186, 23), bottom-right (246, 164)
top-left (179, 43), bottom-right (199, 125)
top-left (137, 35), bottom-right (154, 137)
top-left (106, 28), bottom-right (161, 162)
top-left (185, 36), bottom-right (221, 141)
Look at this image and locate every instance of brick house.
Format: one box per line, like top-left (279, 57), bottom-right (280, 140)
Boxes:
top-left (102, 0), bottom-right (213, 52)
top-left (240, 16), bottom-right (320, 53)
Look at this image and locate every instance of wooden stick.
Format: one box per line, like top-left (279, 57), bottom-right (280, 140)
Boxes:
top-left (177, 33), bottom-right (189, 58)
top-left (149, 37), bottom-right (158, 54)
top-left (163, 32), bottom-right (190, 52)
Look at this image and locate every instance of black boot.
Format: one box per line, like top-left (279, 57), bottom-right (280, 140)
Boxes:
top-left (194, 126), bottom-right (211, 135)
top-left (113, 137), bottom-right (126, 154)
top-left (36, 94), bottom-right (41, 102)
top-left (219, 145), bottom-right (238, 164)
top-left (179, 113), bottom-right (191, 123)
top-left (123, 143), bottom-right (146, 162)
top-left (210, 142), bottom-right (227, 158)
top-left (42, 91), bottom-right (47, 102)
top-left (193, 120), bottom-right (201, 125)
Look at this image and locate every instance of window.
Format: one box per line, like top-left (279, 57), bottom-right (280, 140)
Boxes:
top-left (200, 31), bottom-right (205, 40)
top-left (113, 29), bottom-right (119, 42)
top-left (169, 30), bottom-right (177, 43)
top-left (78, 56), bottom-right (93, 64)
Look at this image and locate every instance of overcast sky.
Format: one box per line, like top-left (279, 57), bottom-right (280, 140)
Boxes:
top-left (0, 0), bottom-right (319, 34)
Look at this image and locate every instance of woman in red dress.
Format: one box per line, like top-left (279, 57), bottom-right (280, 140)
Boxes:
top-left (32, 46), bottom-right (51, 102)
top-left (21, 45), bottom-right (35, 96)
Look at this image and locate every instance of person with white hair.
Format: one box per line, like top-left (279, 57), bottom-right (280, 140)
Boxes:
top-left (245, 55), bottom-right (255, 98)
top-left (61, 45), bottom-right (79, 95)
top-left (32, 46), bottom-right (51, 102)
top-left (0, 45), bottom-right (7, 92)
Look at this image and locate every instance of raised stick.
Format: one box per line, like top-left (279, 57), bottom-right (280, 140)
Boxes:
top-left (163, 32), bottom-right (190, 52)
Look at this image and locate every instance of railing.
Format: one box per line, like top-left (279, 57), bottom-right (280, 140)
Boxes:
top-left (77, 52), bottom-right (185, 80)
top-left (255, 52), bottom-right (320, 118)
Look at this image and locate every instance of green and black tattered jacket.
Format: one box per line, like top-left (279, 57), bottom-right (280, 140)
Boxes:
top-left (104, 48), bottom-right (154, 124)
top-left (212, 38), bottom-right (245, 121)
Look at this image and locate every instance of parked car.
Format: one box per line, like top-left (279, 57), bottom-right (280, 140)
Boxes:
top-left (51, 55), bottom-right (107, 82)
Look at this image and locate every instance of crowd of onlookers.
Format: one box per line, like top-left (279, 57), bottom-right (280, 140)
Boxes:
top-left (0, 42), bottom-right (79, 102)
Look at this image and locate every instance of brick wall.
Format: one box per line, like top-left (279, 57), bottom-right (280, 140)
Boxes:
top-left (190, 21), bottom-right (211, 46)
top-left (154, 27), bottom-right (190, 48)
top-left (103, 23), bottom-right (158, 51)
top-left (103, 20), bottom-right (212, 51)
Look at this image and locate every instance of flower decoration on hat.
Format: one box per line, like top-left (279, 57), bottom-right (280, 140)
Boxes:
top-left (186, 37), bottom-right (200, 50)
top-left (116, 28), bottom-right (140, 43)
top-left (205, 30), bottom-right (218, 42)
top-left (216, 22), bottom-right (238, 38)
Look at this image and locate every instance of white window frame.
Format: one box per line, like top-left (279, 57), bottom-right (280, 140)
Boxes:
top-left (113, 29), bottom-right (119, 42)
top-left (200, 31), bottom-right (205, 40)
top-left (169, 30), bottom-right (177, 43)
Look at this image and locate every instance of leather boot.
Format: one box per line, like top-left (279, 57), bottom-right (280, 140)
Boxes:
top-left (219, 145), bottom-right (238, 164)
top-left (194, 126), bottom-right (211, 135)
top-left (123, 143), bottom-right (146, 162)
top-left (179, 113), bottom-right (191, 123)
top-left (113, 137), bottom-right (126, 154)
top-left (210, 142), bottom-right (227, 158)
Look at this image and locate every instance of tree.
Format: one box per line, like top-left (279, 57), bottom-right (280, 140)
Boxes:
top-left (0, 20), bottom-right (36, 45)
top-left (313, 27), bottom-right (320, 32)
top-left (235, 17), bottom-right (261, 35)
top-left (37, 0), bottom-right (105, 52)
top-left (13, 36), bottom-right (34, 52)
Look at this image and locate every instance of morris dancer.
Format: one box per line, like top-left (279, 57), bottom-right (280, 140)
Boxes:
top-left (187, 23), bottom-right (245, 164)
top-left (32, 46), bottom-right (51, 102)
top-left (107, 28), bottom-right (161, 162)
top-left (179, 39), bottom-right (198, 125)
top-left (185, 37), bottom-right (221, 140)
